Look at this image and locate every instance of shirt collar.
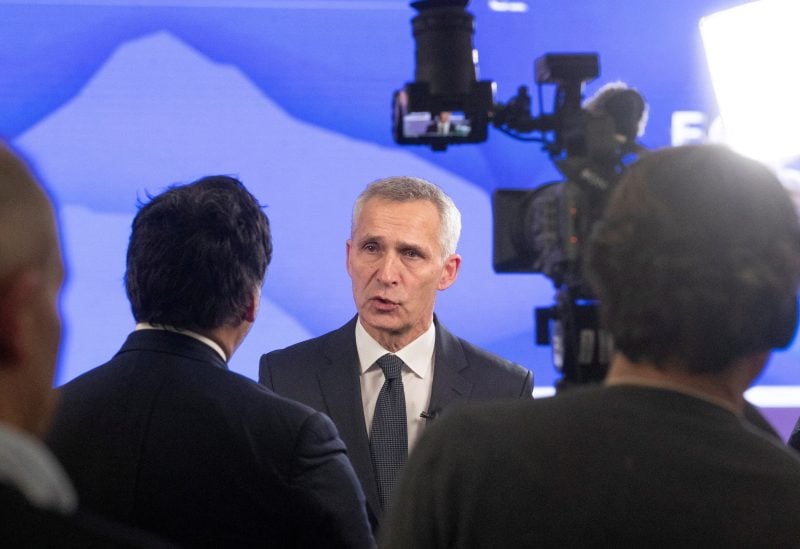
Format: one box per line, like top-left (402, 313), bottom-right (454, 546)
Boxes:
top-left (0, 423), bottom-right (77, 514)
top-left (135, 322), bottom-right (228, 362)
top-left (355, 317), bottom-right (435, 379)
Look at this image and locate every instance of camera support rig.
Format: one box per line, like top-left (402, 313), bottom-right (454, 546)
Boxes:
top-left (395, 0), bottom-right (644, 389)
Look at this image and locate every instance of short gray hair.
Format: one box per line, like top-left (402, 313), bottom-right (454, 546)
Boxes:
top-left (352, 176), bottom-right (461, 258)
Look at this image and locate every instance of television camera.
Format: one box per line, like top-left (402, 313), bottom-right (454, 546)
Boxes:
top-left (392, 0), bottom-right (648, 388)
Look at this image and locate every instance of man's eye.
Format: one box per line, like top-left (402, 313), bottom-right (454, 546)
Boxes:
top-left (404, 249), bottom-right (420, 258)
top-left (363, 243), bottom-right (378, 252)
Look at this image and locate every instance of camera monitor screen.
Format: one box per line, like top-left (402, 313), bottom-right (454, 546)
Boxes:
top-left (392, 90), bottom-right (488, 146)
top-left (404, 110), bottom-right (472, 137)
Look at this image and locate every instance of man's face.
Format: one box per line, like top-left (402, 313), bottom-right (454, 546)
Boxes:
top-left (346, 198), bottom-right (460, 351)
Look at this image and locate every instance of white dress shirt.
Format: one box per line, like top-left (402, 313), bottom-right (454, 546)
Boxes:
top-left (356, 319), bottom-right (435, 452)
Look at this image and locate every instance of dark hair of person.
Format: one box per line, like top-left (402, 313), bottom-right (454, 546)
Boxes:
top-left (125, 175), bottom-right (271, 330)
top-left (586, 145), bottom-right (800, 373)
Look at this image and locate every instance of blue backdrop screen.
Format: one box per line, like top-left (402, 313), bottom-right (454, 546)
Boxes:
top-left (2, 0), bottom-right (795, 391)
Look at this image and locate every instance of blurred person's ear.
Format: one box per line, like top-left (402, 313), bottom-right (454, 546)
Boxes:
top-left (0, 269), bottom-right (42, 366)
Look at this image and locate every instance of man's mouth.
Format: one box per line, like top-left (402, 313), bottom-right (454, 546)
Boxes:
top-left (370, 296), bottom-right (399, 311)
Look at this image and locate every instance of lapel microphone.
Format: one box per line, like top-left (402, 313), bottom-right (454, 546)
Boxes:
top-left (420, 409), bottom-right (440, 421)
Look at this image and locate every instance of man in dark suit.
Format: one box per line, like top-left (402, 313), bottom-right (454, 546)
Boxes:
top-left (383, 145), bottom-right (800, 547)
top-left (425, 111), bottom-right (453, 135)
top-left (0, 142), bottom-right (168, 547)
top-left (260, 175), bottom-right (533, 532)
top-left (48, 176), bottom-right (373, 547)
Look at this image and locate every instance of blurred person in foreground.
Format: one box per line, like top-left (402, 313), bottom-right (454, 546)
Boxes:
top-left (48, 176), bottom-right (373, 547)
top-left (382, 145), bottom-right (800, 547)
top-left (0, 143), bottom-right (168, 546)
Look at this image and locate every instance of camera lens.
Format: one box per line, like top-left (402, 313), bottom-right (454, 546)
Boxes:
top-left (412, 7), bottom-right (477, 98)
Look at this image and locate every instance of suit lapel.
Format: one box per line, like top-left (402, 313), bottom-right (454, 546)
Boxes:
top-left (314, 318), bottom-right (382, 523)
top-left (428, 317), bottom-right (474, 415)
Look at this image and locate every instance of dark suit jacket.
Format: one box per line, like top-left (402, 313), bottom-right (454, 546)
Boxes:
top-left (259, 315), bottom-right (533, 530)
top-left (0, 481), bottom-right (173, 548)
top-left (47, 330), bottom-right (373, 548)
top-left (788, 418), bottom-right (800, 451)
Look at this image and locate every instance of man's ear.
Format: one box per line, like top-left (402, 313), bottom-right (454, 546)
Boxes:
top-left (437, 253), bottom-right (462, 291)
top-left (0, 269), bottom-right (40, 366)
top-left (242, 286), bottom-right (261, 324)
top-left (345, 239), bottom-right (353, 278)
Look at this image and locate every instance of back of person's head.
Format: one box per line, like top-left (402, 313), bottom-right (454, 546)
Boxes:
top-left (583, 81), bottom-right (648, 145)
top-left (125, 175), bottom-right (271, 331)
top-left (352, 176), bottom-right (462, 258)
top-left (587, 144), bottom-right (800, 374)
top-left (0, 143), bottom-right (64, 437)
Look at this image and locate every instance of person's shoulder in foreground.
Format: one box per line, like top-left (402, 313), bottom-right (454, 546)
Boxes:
top-left (0, 142), bottom-right (173, 546)
top-left (382, 144), bottom-right (800, 547)
top-left (0, 481), bottom-right (173, 548)
top-left (384, 385), bottom-right (800, 547)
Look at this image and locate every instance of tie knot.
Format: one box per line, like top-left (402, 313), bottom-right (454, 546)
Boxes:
top-left (377, 354), bottom-right (404, 380)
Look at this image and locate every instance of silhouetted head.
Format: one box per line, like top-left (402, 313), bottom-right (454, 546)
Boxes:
top-left (126, 175), bottom-right (271, 331)
top-left (587, 145), bottom-right (800, 373)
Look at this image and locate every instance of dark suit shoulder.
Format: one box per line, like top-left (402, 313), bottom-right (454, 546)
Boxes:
top-left (789, 418), bottom-right (800, 452)
top-left (259, 320), bottom-right (356, 392)
top-left (57, 335), bottom-right (324, 431)
top-left (456, 335), bottom-right (527, 375)
top-left (51, 342), bottom-right (336, 480)
top-left (0, 482), bottom-right (173, 548)
top-left (224, 370), bottom-right (343, 439)
top-left (261, 320), bottom-right (352, 365)
top-left (262, 332), bottom-right (330, 365)
top-left (258, 337), bottom-right (327, 398)
top-left (436, 320), bottom-right (534, 398)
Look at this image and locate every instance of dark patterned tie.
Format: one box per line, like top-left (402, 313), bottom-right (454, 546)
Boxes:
top-left (369, 354), bottom-right (408, 510)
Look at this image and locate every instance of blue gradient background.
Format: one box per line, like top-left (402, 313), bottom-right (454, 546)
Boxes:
top-left (2, 0), bottom-right (797, 397)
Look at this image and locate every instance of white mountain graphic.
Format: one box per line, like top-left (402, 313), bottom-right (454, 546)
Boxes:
top-left (17, 31), bottom-right (569, 385)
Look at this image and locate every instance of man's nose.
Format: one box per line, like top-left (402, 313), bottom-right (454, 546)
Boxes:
top-left (376, 253), bottom-right (400, 285)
